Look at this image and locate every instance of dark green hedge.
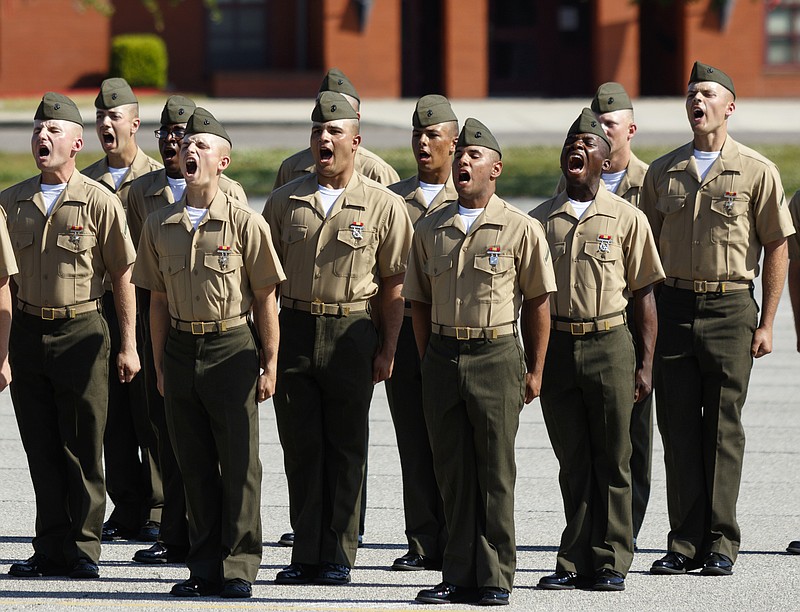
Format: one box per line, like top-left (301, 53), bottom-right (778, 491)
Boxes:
top-left (110, 34), bottom-right (167, 89)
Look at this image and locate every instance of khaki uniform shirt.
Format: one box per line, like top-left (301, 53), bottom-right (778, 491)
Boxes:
top-left (127, 169), bottom-right (247, 248)
top-left (403, 194), bottom-right (556, 328)
top-left (555, 152), bottom-right (649, 208)
top-left (263, 172), bottom-right (412, 303)
top-left (787, 191), bottom-right (800, 261)
top-left (0, 171), bottom-right (135, 307)
top-left (0, 208), bottom-right (19, 279)
top-left (389, 174), bottom-right (458, 226)
top-left (531, 185), bottom-right (665, 320)
top-left (82, 147), bottom-right (163, 207)
top-left (132, 189), bottom-right (285, 322)
top-left (273, 146), bottom-right (400, 190)
top-left (640, 137), bottom-right (794, 281)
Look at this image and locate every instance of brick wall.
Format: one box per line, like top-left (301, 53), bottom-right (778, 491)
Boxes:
top-left (0, 0), bottom-right (109, 95)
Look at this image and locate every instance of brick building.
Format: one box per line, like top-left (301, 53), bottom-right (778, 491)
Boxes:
top-left (2, 0), bottom-right (799, 98)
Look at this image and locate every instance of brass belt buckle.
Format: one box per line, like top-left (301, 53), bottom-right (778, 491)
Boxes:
top-left (570, 322), bottom-right (587, 336)
top-left (693, 280), bottom-right (708, 293)
top-left (310, 300), bottom-right (325, 316)
top-left (191, 322), bottom-right (205, 335)
top-left (340, 305), bottom-right (351, 316)
top-left (41, 307), bottom-right (55, 320)
top-left (455, 327), bottom-right (470, 340)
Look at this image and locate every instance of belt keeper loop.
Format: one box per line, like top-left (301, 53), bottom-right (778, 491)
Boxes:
top-left (67, 306), bottom-right (76, 319)
top-left (220, 320), bottom-right (227, 332)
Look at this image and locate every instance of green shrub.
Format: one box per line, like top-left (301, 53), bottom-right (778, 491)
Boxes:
top-left (110, 34), bottom-right (168, 89)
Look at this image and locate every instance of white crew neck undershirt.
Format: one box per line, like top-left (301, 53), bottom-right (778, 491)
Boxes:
top-left (108, 166), bottom-right (129, 190)
top-left (458, 205), bottom-right (483, 232)
top-left (167, 176), bottom-right (187, 201)
top-left (568, 198), bottom-right (593, 219)
top-left (41, 182), bottom-right (67, 215)
top-left (419, 181), bottom-right (445, 206)
top-left (185, 205), bottom-right (208, 229)
top-left (601, 169), bottom-right (627, 195)
top-left (318, 185), bottom-right (345, 217)
top-left (693, 149), bottom-right (721, 181)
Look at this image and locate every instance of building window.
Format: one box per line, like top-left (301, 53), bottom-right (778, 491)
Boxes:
top-left (208, 0), bottom-right (268, 70)
top-left (766, 0), bottom-right (800, 65)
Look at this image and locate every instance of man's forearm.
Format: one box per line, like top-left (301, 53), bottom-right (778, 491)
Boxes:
top-left (521, 294), bottom-right (550, 377)
top-left (633, 284), bottom-right (658, 371)
top-left (410, 300), bottom-right (432, 359)
top-left (149, 292), bottom-right (170, 374)
top-left (111, 265), bottom-right (137, 352)
top-left (760, 238), bottom-right (789, 329)
top-left (253, 285), bottom-right (280, 373)
top-left (378, 273), bottom-right (405, 355)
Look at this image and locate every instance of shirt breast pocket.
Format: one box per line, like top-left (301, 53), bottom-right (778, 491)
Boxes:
top-left (56, 232), bottom-right (97, 279)
top-left (581, 241), bottom-right (624, 291)
top-left (709, 195), bottom-right (750, 245)
top-left (333, 228), bottom-right (377, 278)
top-left (423, 254), bottom-right (453, 305)
top-left (203, 252), bottom-right (244, 304)
top-left (473, 253), bottom-right (514, 303)
top-left (10, 231), bottom-right (34, 278)
top-left (655, 194), bottom-right (688, 242)
top-left (159, 254), bottom-right (187, 303)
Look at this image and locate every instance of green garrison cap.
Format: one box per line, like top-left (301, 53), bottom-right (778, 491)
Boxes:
top-left (318, 67), bottom-right (360, 102)
top-left (591, 82), bottom-right (633, 114)
top-left (185, 107), bottom-right (231, 146)
top-left (568, 107), bottom-right (611, 149)
top-left (457, 117), bottom-right (501, 158)
top-left (412, 94), bottom-right (458, 128)
top-left (689, 61), bottom-right (736, 99)
top-left (161, 95), bottom-right (196, 125)
top-left (34, 92), bottom-right (83, 126)
top-left (95, 77), bottom-right (138, 109)
top-left (312, 91), bottom-right (359, 122)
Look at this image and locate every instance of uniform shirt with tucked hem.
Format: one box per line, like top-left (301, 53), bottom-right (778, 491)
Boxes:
top-left (640, 137), bottom-right (795, 281)
top-left (132, 189), bottom-right (285, 321)
top-left (530, 184), bottom-right (665, 320)
top-left (262, 172), bottom-right (412, 304)
top-left (1, 171), bottom-right (135, 307)
top-left (403, 194), bottom-right (556, 328)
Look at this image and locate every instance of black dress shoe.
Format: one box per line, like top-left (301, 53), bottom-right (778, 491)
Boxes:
top-left (477, 587), bottom-right (510, 606)
top-left (787, 540), bottom-right (800, 554)
top-left (317, 562), bottom-right (351, 585)
top-left (275, 562), bottom-right (317, 584)
top-left (278, 531), bottom-right (294, 546)
top-left (137, 521), bottom-right (160, 542)
top-left (9, 553), bottom-right (68, 578)
top-left (133, 542), bottom-right (187, 564)
top-left (102, 520), bottom-right (136, 541)
top-left (170, 576), bottom-right (221, 597)
top-left (650, 551), bottom-right (694, 575)
top-left (391, 552), bottom-right (441, 571)
top-left (416, 582), bottom-right (479, 604)
top-left (700, 552), bottom-right (733, 576)
top-left (69, 558), bottom-right (100, 579)
top-left (220, 578), bottom-right (252, 598)
top-left (537, 570), bottom-right (586, 590)
top-left (592, 568), bottom-right (625, 591)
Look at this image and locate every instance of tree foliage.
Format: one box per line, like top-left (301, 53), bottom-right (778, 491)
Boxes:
top-left (77, 0), bottom-right (219, 31)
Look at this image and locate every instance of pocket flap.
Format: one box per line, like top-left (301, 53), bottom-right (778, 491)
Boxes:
top-left (424, 254), bottom-right (452, 277)
top-left (473, 253), bottom-right (514, 274)
top-left (204, 252), bottom-right (243, 273)
top-left (583, 241), bottom-right (620, 262)
top-left (56, 232), bottom-right (96, 253)
top-left (159, 254), bottom-right (186, 275)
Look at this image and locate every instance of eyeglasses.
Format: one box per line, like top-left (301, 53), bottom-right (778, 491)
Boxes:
top-left (154, 129), bottom-right (186, 140)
